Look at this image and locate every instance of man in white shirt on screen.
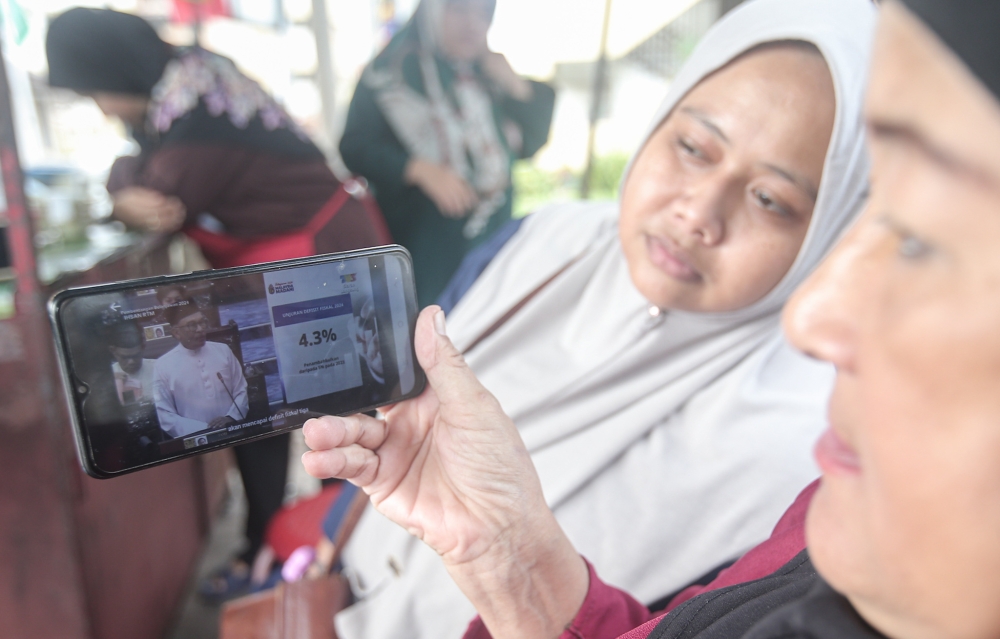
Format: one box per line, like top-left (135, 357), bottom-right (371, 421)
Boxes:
top-left (153, 298), bottom-right (248, 438)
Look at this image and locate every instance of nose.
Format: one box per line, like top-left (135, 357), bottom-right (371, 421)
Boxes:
top-left (673, 174), bottom-right (731, 245)
top-left (782, 213), bottom-right (872, 371)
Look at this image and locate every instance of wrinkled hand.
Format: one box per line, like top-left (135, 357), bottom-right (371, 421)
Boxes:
top-left (404, 159), bottom-right (478, 219)
top-left (302, 306), bottom-right (589, 637)
top-left (208, 416), bottom-right (234, 430)
top-left (480, 51), bottom-right (533, 101)
top-left (302, 306), bottom-right (543, 566)
top-left (112, 186), bottom-right (186, 233)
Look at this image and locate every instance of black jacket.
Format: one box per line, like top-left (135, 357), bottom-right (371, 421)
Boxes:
top-left (649, 551), bottom-right (886, 639)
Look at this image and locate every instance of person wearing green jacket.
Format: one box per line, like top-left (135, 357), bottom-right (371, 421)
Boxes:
top-left (340, 0), bottom-right (555, 305)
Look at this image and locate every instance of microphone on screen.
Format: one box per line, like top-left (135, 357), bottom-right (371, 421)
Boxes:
top-left (217, 371), bottom-right (246, 420)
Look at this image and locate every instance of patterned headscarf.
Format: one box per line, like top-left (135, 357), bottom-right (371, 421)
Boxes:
top-left (46, 7), bottom-right (323, 159)
top-left (361, 0), bottom-right (508, 238)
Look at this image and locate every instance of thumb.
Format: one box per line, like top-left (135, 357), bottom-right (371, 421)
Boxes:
top-left (167, 197), bottom-right (187, 215)
top-left (414, 306), bottom-right (490, 407)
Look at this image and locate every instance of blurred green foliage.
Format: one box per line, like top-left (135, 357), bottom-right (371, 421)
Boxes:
top-left (511, 152), bottom-right (630, 218)
top-left (587, 152), bottom-right (631, 200)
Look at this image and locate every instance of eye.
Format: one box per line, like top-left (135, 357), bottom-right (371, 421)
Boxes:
top-left (676, 136), bottom-right (706, 160)
top-left (751, 188), bottom-right (793, 218)
top-left (897, 233), bottom-right (933, 261)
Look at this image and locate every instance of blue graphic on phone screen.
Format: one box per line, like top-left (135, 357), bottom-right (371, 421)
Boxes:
top-left (263, 260), bottom-right (372, 403)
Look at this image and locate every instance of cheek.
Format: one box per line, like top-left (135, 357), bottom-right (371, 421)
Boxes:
top-left (618, 168), bottom-right (682, 301)
top-left (617, 193), bottom-right (645, 264)
top-left (439, 16), bottom-right (486, 58)
top-left (848, 369), bottom-right (1000, 634)
top-left (825, 294), bottom-right (1000, 631)
top-left (471, 21), bottom-right (490, 42)
top-left (708, 224), bottom-right (805, 307)
top-left (867, 320), bottom-right (1000, 594)
top-left (439, 19), bottom-right (461, 52)
top-left (619, 155), bottom-right (683, 240)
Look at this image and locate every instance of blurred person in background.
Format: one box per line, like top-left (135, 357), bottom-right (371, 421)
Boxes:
top-left (339, 0), bottom-right (556, 306)
top-left (45, 7), bottom-right (388, 267)
top-left (44, 7), bottom-right (388, 601)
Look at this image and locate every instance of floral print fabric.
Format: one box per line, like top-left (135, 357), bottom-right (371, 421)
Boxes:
top-left (148, 49), bottom-right (304, 139)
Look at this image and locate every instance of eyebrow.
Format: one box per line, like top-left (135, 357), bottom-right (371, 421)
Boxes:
top-left (762, 163), bottom-right (819, 201)
top-left (869, 119), bottom-right (996, 187)
top-left (680, 107), bottom-right (730, 144)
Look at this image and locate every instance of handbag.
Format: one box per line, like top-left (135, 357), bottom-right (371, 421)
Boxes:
top-left (219, 486), bottom-right (369, 639)
top-left (218, 575), bottom-right (350, 639)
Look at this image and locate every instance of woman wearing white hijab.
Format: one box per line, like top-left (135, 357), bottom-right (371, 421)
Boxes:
top-left (327, 1), bottom-right (875, 637)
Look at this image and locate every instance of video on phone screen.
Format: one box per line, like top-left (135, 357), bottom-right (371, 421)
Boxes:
top-left (59, 254), bottom-right (417, 474)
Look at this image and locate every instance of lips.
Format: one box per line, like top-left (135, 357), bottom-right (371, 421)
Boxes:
top-left (645, 234), bottom-right (702, 283)
top-left (815, 428), bottom-right (861, 475)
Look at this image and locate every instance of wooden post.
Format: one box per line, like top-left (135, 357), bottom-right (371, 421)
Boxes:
top-left (0, 36), bottom-right (94, 639)
top-left (580, 0), bottom-right (614, 199)
top-left (311, 0), bottom-right (338, 159)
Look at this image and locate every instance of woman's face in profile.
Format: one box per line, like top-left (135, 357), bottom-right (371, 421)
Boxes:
top-left (619, 44), bottom-right (835, 312)
top-left (88, 92), bottom-right (149, 128)
top-left (785, 4), bottom-right (1000, 638)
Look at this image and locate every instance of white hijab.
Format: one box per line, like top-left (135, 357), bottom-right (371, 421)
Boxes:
top-left (336, 2), bottom-right (876, 637)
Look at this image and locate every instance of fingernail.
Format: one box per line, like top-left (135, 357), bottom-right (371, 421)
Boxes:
top-left (434, 310), bottom-right (447, 336)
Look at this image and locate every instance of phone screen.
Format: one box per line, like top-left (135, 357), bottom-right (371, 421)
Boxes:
top-left (52, 249), bottom-right (422, 477)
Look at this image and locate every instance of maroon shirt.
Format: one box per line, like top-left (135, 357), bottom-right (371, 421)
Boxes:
top-left (462, 480), bottom-right (819, 639)
top-left (108, 144), bottom-right (385, 257)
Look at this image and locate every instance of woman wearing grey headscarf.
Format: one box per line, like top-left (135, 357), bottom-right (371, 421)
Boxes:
top-left (339, 0), bottom-right (555, 306)
top-left (316, 0), bottom-right (876, 637)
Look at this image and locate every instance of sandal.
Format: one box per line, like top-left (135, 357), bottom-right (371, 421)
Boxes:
top-left (247, 564), bottom-right (284, 594)
top-left (198, 561), bottom-right (252, 604)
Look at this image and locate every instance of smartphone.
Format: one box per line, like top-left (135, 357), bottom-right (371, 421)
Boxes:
top-left (49, 246), bottom-right (425, 479)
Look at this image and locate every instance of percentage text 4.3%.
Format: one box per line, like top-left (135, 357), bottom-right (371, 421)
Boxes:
top-left (299, 329), bottom-right (338, 347)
